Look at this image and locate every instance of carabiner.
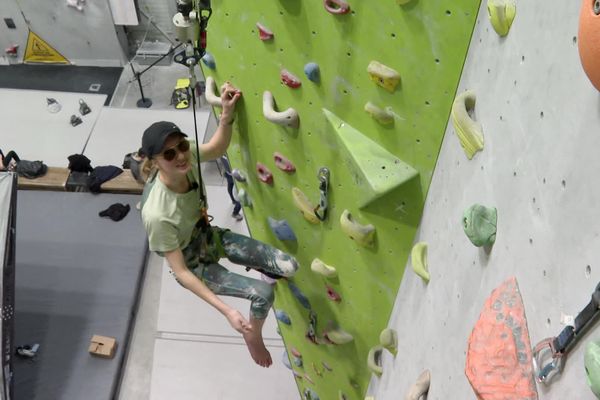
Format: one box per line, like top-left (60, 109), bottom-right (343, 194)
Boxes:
top-left (532, 337), bottom-right (565, 383)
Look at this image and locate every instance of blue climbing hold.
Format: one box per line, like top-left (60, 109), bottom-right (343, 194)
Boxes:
top-left (268, 217), bottom-right (297, 241)
top-left (275, 309), bottom-right (291, 325)
top-left (201, 51), bottom-right (216, 70)
top-left (304, 62), bottom-right (320, 83)
top-left (288, 281), bottom-right (311, 310)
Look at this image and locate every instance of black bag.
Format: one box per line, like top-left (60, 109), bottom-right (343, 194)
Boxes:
top-left (16, 160), bottom-right (48, 179)
top-left (122, 153), bottom-right (145, 184)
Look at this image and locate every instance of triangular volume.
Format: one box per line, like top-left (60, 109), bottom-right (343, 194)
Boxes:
top-left (24, 30), bottom-right (70, 64)
top-left (323, 109), bottom-right (418, 208)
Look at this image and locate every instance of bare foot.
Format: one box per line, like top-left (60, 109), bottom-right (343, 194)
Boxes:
top-left (243, 330), bottom-right (272, 367)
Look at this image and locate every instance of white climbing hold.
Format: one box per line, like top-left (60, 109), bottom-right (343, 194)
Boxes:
top-left (205, 76), bottom-right (222, 107)
top-left (262, 91), bottom-right (299, 128)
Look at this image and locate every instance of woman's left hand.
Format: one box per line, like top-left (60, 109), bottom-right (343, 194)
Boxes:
top-left (220, 82), bottom-right (241, 122)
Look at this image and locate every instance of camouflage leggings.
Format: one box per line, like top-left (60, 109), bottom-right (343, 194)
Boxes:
top-left (181, 225), bottom-right (299, 319)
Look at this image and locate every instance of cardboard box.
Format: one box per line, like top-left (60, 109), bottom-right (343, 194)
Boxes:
top-left (89, 335), bottom-right (117, 359)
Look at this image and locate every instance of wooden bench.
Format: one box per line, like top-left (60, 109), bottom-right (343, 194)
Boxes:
top-left (18, 168), bottom-right (144, 195)
top-left (100, 170), bottom-right (144, 195)
top-left (17, 167), bottom-right (70, 191)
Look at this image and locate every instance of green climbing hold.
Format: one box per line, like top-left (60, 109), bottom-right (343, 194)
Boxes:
top-left (585, 340), bottom-right (600, 398)
top-left (463, 204), bottom-right (497, 247)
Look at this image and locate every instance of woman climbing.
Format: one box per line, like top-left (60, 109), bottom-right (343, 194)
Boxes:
top-left (139, 82), bottom-right (299, 368)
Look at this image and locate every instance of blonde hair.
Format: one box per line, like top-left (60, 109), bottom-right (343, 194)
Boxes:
top-left (140, 158), bottom-right (158, 182)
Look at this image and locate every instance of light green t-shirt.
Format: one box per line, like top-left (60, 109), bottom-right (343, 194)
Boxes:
top-left (140, 141), bottom-right (207, 253)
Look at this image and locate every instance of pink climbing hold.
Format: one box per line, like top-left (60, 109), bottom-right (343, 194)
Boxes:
top-left (291, 347), bottom-right (302, 358)
top-left (256, 162), bottom-right (274, 184)
top-left (281, 69), bottom-right (302, 89)
top-left (324, 0), bottom-right (351, 15)
top-left (256, 22), bottom-right (274, 41)
top-left (273, 152), bottom-right (296, 172)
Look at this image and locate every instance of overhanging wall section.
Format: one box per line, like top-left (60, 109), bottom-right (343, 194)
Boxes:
top-left (202, 1), bottom-right (480, 398)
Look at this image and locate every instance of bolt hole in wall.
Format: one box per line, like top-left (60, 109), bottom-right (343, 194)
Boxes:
top-left (587, 265), bottom-right (592, 278)
top-left (547, 318), bottom-right (552, 328)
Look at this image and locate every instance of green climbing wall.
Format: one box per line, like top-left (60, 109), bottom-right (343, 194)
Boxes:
top-left (201, 0), bottom-right (481, 398)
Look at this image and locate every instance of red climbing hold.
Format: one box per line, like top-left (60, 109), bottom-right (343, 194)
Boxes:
top-left (256, 162), bottom-right (274, 184)
top-left (326, 285), bottom-right (341, 302)
top-left (280, 69), bottom-right (302, 89)
top-left (324, 0), bottom-right (351, 15)
top-left (256, 22), bottom-right (274, 41)
top-left (465, 277), bottom-right (538, 400)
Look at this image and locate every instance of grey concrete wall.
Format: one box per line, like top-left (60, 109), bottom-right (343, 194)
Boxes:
top-left (370, 1), bottom-right (600, 399)
top-left (0, 0), bottom-right (127, 66)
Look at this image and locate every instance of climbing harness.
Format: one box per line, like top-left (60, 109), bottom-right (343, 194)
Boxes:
top-left (532, 282), bottom-right (600, 383)
top-left (314, 167), bottom-right (330, 221)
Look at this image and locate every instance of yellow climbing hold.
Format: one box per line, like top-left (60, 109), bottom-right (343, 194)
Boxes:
top-left (292, 187), bottom-right (319, 224)
top-left (311, 258), bottom-right (337, 278)
top-left (451, 90), bottom-right (484, 160)
top-left (364, 102), bottom-right (394, 125)
top-left (379, 328), bottom-right (398, 356)
top-left (411, 242), bottom-right (430, 283)
top-left (326, 327), bottom-right (354, 344)
top-left (367, 61), bottom-right (401, 93)
top-left (487, 0), bottom-right (516, 37)
top-left (340, 209), bottom-right (376, 247)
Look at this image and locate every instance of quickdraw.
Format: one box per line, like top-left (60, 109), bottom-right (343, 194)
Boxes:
top-left (314, 167), bottom-right (330, 221)
top-left (532, 282), bottom-right (600, 383)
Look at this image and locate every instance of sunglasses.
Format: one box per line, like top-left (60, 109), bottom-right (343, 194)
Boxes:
top-left (159, 139), bottom-right (190, 161)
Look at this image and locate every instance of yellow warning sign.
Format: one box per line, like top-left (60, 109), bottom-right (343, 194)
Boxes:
top-left (24, 30), bottom-right (69, 64)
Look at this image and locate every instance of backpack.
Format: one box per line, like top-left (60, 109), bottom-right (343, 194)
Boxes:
top-left (16, 160), bottom-right (48, 179)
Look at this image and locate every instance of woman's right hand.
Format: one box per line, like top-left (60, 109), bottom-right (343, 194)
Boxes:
top-left (225, 309), bottom-right (253, 334)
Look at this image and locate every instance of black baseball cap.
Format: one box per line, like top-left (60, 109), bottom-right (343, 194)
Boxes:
top-left (140, 121), bottom-right (187, 158)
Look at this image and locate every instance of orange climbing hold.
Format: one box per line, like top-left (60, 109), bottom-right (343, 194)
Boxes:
top-left (465, 277), bottom-right (538, 400)
top-left (578, 0), bottom-right (600, 91)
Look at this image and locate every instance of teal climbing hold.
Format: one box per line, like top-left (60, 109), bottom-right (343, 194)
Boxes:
top-left (463, 204), bottom-right (497, 247)
top-left (323, 109), bottom-right (418, 208)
